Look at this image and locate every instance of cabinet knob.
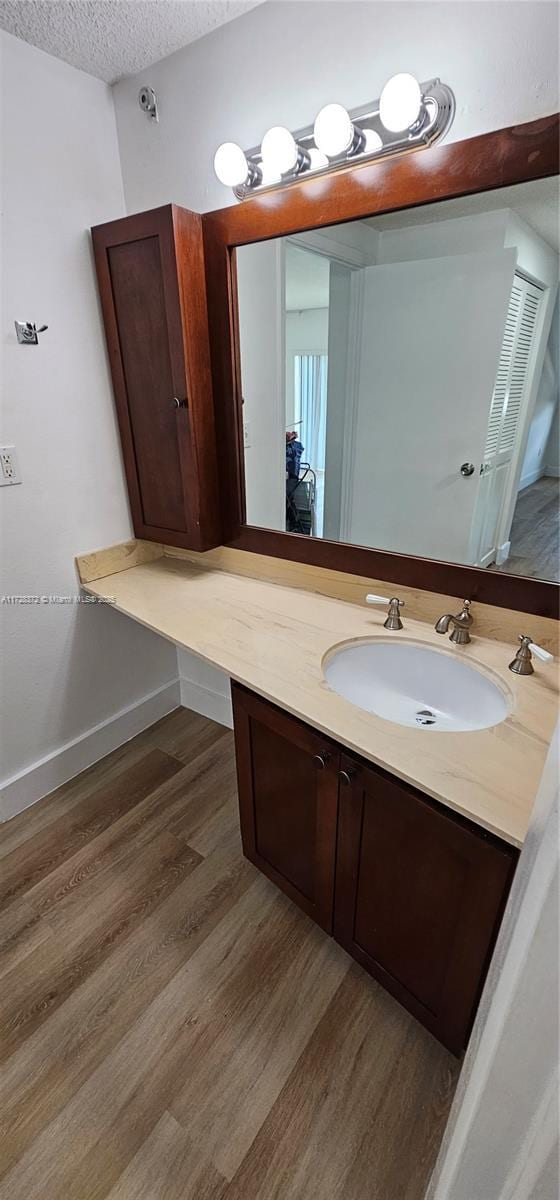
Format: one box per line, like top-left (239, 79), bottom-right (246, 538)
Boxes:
top-left (339, 766), bottom-right (358, 785)
top-left (313, 750), bottom-right (332, 769)
top-left (173, 396), bottom-right (187, 409)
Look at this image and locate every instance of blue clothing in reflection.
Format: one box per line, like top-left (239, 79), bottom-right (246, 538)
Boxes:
top-left (286, 438), bottom-right (304, 480)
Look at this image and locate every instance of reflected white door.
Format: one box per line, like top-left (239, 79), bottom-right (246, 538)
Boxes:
top-left (471, 275), bottom-right (544, 567)
top-left (347, 249), bottom-right (516, 562)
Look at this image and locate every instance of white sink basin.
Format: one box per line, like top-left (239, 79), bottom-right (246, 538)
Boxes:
top-left (323, 640), bottom-right (509, 732)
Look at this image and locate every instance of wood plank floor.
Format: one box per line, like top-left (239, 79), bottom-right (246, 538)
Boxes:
top-left (493, 475), bottom-right (559, 581)
top-left (0, 708), bottom-right (459, 1199)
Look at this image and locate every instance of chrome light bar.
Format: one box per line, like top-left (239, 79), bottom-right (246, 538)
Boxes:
top-left (213, 77), bottom-right (455, 201)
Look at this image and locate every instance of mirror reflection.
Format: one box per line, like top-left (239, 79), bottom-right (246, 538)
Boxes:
top-left (236, 177), bottom-right (559, 582)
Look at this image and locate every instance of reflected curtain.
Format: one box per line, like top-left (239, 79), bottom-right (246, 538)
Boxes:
top-left (295, 354), bottom-right (328, 471)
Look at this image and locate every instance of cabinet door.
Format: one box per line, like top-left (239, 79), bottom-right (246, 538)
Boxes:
top-left (335, 755), bottom-right (517, 1054)
top-left (92, 205), bottom-right (219, 549)
top-left (231, 684), bottom-right (340, 932)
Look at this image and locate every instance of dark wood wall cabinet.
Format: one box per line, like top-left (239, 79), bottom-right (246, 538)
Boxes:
top-left (92, 205), bottom-right (220, 551)
top-left (232, 683), bottom-right (518, 1055)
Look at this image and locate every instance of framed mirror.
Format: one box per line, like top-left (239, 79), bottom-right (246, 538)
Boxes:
top-left (203, 115), bottom-right (559, 616)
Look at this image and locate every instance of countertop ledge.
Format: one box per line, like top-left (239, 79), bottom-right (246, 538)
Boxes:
top-left (81, 555), bottom-right (558, 848)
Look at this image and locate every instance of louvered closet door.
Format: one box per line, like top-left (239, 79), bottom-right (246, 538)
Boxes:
top-left (474, 275), bottom-right (544, 567)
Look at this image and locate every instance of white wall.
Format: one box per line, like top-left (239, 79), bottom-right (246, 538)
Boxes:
top-left (113, 1), bottom-right (560, 217)
top-left (323, 263), bottom-right (354, 543)
top-left (236, 240), bottom-right (286, 530)
top-left (0, 33), bottom-right (178, 820)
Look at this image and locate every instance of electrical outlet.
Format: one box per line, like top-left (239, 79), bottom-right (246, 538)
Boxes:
top-left (0, 446), bottom-right (22, 486)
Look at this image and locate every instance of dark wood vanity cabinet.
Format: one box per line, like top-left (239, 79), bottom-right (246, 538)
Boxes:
top-left (231, 684), bottom-right (518, 1054)
top-left (334, 755), bottom-right (516, 1054)
top-left (232, 684), bottom-right (339, 932)
top-left (92, 205), bottom-right (220, 550)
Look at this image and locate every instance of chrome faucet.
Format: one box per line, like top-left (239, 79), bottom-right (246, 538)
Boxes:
top-left (435, 600), bottom-right (473, 645)
top-left (365, 594), bottom-right (405, 630)
top-left (508, 635), bottom-right (553, 675)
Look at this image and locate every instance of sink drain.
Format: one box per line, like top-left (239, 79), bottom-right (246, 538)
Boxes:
top-left (415, 709), bottom-right (436, 727)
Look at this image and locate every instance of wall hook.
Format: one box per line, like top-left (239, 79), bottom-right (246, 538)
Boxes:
top-left (15, 321), bottom-right (48, 345)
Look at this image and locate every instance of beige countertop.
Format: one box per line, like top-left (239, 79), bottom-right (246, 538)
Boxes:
top-left (81, 555), bottom-right (558, 848)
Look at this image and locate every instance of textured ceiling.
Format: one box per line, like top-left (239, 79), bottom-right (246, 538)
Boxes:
top-left (0, 0), bottom-right (261, 83)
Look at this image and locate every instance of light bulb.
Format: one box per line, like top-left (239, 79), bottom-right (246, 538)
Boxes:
top-left (213, 142), bottom-right (249, 187)
top-left (313, 103), bottom-right (353, 157)
top-left (362, 129), bottom-right (383, 153)
top-left (259, 158), bottom-right (281, 186)
top-left (309, 147), bottom-right (329, 171)
top-left (261, 126), bottom-right (298, 175)
top-left (379, 73), bottom-right (422, 133)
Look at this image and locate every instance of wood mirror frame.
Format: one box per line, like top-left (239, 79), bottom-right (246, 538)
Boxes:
top-left (202, 114), bottom-right (560, 618)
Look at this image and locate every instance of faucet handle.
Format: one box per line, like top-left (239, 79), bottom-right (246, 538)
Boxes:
top-left (527, 639), bottom-right (553, 662)
top-left (366, 594), bottom-right (404, 631)
top-left (509, 635), bottom-right (553, 675)
top-left (365, 594), bottom-right (405, 607)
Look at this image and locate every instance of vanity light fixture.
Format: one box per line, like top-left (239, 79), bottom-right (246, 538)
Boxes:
top-left (213, 74), bottom-right (455, 199)
top-left (261, 125), bottom-right (310, 176)
top-left (379, 72), bottom-right (423, 133)
top-left (314, 103), bottom-right (358, 157)
top-left (213, 141), bottom-right (261, 189)
top-left (308, 147), bottom-right (329, 171)
top-left (362, 129), bottom-right (383, 153)
top-left (213, 142), bottom-right (249, 188)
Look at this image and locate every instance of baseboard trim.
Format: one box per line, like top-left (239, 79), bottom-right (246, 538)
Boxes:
top-left (496, 540), bottom-right (511, 566)
top-left (179, 677), bottom-right (233, 729)
top-left (544, 466), bottom-right (560, 478)
top-left (518, 467), bottom-right (545, 491)
top-left (0, 678), bottom-right (181, 823)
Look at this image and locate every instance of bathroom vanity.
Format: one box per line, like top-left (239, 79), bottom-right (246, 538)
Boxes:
top-left (75, 544), bottom-right (558, 1054)
top-left (232, 682), bottom-right (516, 1055)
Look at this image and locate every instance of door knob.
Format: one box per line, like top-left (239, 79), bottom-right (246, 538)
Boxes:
top-left (173, 397), bottom-right (187, 409)
top-left (460, 462), bottom-right (475, 477)
top-left (339, 766), bottom-right (359, 785)
top-left (313, 750), bottom-right (332, 769)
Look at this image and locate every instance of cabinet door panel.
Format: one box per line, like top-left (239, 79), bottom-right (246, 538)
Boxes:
top-left (92, 204), bottom-right (220, 549)
top-left (108, 236), bottom-right (187, 532)
top-left (335, 756), bottom-right (516, 1054)
top-left (232, 684), bottom-right (339, 931)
